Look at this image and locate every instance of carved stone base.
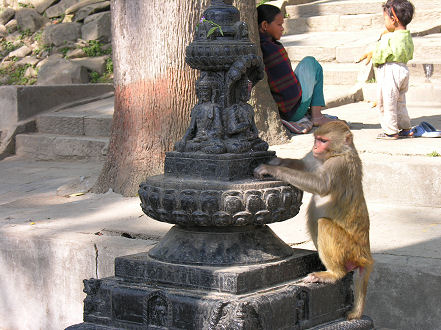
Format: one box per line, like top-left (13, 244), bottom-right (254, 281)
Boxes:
top-left (114, 226), bottom-right (323, 295)
top-left (67, 270), bottom-right (374, 330)
top-left (164, 151), bottom-right (275, 180)
top-left (139, 176), bottom-right (302, 227)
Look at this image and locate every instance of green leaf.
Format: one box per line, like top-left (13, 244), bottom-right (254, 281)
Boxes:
top-left (207, 27), bottom-right (217, 37)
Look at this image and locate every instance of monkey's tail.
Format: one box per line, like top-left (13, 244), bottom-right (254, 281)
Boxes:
top-left (347, 260), bottom-right (374, 320)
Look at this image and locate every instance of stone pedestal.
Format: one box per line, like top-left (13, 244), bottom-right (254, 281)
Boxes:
top-left (68, 239), bottom-right (373, 329)
top-left (68, 1), bottom-right (374, 329)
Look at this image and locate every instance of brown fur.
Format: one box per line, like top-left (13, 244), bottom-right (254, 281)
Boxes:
top-left (254, 121), bottom-right (373, 320)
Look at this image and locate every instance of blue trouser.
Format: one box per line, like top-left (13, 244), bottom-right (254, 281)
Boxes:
top-left (290, 56), bottom-right (326, 122)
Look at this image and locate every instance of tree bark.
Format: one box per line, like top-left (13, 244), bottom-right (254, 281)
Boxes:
top-left (93, 0), bottom-right (209, 196)
top-left (234, 0), bottom-right (289, 145)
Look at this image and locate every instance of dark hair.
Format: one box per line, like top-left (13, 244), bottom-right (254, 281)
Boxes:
top-left (383, 0), bottom-right (414, 27)
top-left (257, 4), bottom-right (281, 26)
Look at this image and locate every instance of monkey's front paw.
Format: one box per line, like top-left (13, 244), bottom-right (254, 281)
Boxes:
top-left (253, 164), bottom-right (270, 179)
top-left (303, 273), bottom-right (321, 283)
top-left (268, 157), bottom-right (282, 166)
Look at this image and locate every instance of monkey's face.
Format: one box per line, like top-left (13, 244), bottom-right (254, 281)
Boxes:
top-left (313, 135), bottom-right (330, 160)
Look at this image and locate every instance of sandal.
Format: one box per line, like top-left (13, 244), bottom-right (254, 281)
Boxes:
top-left (420, 122), bottom-right (441, 138)
top-left (311, 115), bottom-right (336, 127)
top-left (296, 117), bottom-right (313, 132)
top-left (377, 132), bottom-right (399, 140)
top-left (398, 129), bottom-right (414, 138)
top-left (281, 118), bottom-right (312, 134)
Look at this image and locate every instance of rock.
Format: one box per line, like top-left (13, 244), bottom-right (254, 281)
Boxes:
top-left (66, 0), bottom-right (107, 14)
top-left (65, 47), bottom-right (86, 58)
top-left (33, 0), bottom-right (59, 14)
top-left (101, 43), bottom-right (111, 52)
top-left (0, 7), bottom-right (15, 25)
top-left (15, 8), bottom-right (46, 33)
top-left (81, 11), bottom-right (111, 42)
top-left (0, 24), bottom-right (6, 37)
top-left (5, 19), bottom-right (17, 32)
top-left (5, 30), bottom-right (19, 42)
top-left (71, 55), bottom-right (108, 74)
top-left (0, 60), bottom-right (13, 69)
top-left (74, 1), bottom-right (110, 22)
top-left (56, 176), bottom-right (95, 197)
top-left (74, 39), bottom-right (88, 47)
top-left (37, 58), bottom-right (89, 85)
top-left (62, 14), bottom-right (74, 23)
top-left (7, 45), bottom-right (32, 59)
top-left (0, 76), bottom-right (9, 84)
top-left (45, 0), bottom-right (81, 18)
top-left (42, 22), bottom-right (81, 46)
top-left (16, 56), bottom-right (40, 66)
top-left (24, 66), bottom-right (38, 78)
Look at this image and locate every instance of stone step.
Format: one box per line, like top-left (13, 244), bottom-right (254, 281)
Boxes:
top-left (285, 0), bottom-right (441, 19)
top-left (36, 96), bottom-right (114, 137)
top-left (284, 13), bottom-right (383, 34)
top-left (362, 80), bottom-right (441, 105)
top-left (270, 101), bottom-right (441, 207)
top-left (270, 198), bottom-right (441, 330)
top-left (324, 84), bottom-right (363, 108)
top-left (284, 10), bottom-right (441, 34)
top-left (291, 61), bottom-right (362, 85)
top-left (283, 31), bottom-right (441, 63)
top-left (15, 133), bottom-right (109, 161)
top-left (285, 0), bottom-right (384, 18)
top-left (413, 33), bottom-right (441, 61)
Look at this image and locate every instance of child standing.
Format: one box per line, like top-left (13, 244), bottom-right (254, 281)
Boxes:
top-left (365, 0), bottom-right (415, 139)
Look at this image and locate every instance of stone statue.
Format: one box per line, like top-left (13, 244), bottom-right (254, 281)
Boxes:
top-left (224, 78), bottom-right (268, 153)
top-left (175, 74), bottom-right (226, 154)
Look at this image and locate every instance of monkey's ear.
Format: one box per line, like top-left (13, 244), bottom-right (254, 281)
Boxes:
top-left (345, 132), bottom-right (353, 145)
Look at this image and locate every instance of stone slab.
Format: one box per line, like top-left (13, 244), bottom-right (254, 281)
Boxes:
top-left (285, 0), bottom-right (383, 18)
top-left (0, 84), bottom-right (113, 130)
top-left (271, 101), bottom-right (441, 207)
top-left (36, 100), bottom-right (113, 137)
top-left (115, 248), bottom-right (322, 294)
top-left (67, 273), bottom-right (359, 329)
top-left (164, 150), bottom-right (275, 181)
top-left (37, 114), bottom-right (85, 136)
top-left (15, 133), bottom-right (109, 160)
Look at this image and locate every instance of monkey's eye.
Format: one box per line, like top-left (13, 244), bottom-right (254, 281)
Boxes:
top-left (316, 137), bottom-right (329, 143)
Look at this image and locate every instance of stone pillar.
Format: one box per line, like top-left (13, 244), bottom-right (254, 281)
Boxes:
top-left (68, 1), bottom-right (374, 329)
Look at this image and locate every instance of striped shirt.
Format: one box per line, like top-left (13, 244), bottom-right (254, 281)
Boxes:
top-left (260, 32), bottom-right (302, 120)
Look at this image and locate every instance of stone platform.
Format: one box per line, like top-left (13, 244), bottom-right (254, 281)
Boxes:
top-left (68, 243), bottom-right (373, 330)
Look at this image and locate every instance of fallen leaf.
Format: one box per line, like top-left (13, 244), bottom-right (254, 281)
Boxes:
top-left (68, 192), bottom-right (86, 197)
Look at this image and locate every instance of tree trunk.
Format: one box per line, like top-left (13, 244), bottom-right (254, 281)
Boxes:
top-left (93, 0), bottom-right (209, 196)
top-left (234, 0), bottom-right (289, 145)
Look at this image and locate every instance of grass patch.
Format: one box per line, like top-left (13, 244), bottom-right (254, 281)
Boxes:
top-left (0, 63), bottom-right (37, 85)
top-left (88, 58), bottom-right (113, 83)
top-left (82, 40), bottom-right (111, 57)
top-left (0, 40), bottom-right (23, 56)
top-left (427, 151), bottom-right (441, 157)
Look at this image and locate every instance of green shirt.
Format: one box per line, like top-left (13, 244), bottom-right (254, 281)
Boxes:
top-left (372, 30), bottom-right (414, 66)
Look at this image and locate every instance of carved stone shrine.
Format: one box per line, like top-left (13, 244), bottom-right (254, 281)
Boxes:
top-left (68, 1), bottom-right (374, 329)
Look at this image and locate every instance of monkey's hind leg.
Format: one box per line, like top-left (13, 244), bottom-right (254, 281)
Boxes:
top-left (347, 259), bottom-right (373, 320)
top-left (304, 218), bottom-right (349, 284)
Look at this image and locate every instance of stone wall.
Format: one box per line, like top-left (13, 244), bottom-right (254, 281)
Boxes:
top-left (0, 0), bottom-right (113, 85)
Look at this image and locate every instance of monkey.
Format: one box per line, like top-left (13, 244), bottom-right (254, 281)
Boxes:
top-left (254, 121), bottom-right (373, 320)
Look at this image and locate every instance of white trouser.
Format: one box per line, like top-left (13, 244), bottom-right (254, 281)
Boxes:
top-left (376, 62), bottom-right (411, 135)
